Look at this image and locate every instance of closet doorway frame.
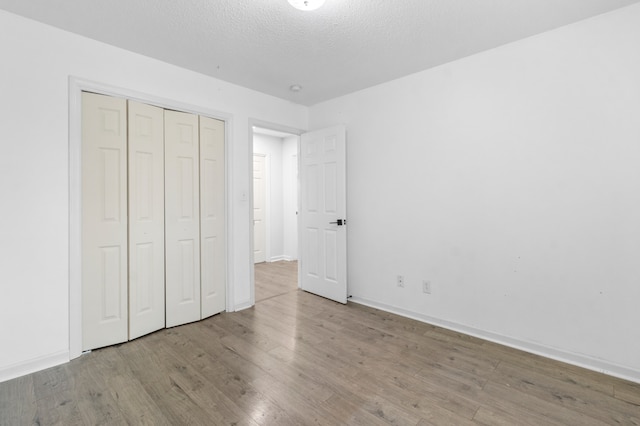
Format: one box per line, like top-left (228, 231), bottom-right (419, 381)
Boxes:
top-left (68, 77), bottom-right (234, 360)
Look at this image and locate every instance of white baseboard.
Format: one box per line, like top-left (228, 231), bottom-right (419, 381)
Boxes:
top-left (234, 300), bottom-right (254, 312)
top-left (269, 255), bottom-right (292, 262)
top-left (350, 296), bottom-right (640, 385)
top-left (0, 350), bottom-right (69, 383)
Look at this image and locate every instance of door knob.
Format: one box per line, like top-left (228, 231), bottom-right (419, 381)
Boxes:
top-left (329, 219), bottom-right (346, 226)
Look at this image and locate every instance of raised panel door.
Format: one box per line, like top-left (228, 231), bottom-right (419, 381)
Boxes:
top-left (81, 92), bottom-right (128, 350)
top-left (299, 126), bottom-right (347, 303)
top-left (165, 110), bottom-right (201, 327)
top-left (200, 116), bottom-right (226, 318)
top-left (128, 100), bottom-right (165, 339)
top-left (253, 154), bottom-right (267, 263)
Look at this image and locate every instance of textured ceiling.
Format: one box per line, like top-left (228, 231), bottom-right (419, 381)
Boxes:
top-left (1, 0), bottom-right (639, 105)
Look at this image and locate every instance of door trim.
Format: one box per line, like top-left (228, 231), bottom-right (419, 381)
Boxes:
top-left (68, 76), bottom-right (234, 359)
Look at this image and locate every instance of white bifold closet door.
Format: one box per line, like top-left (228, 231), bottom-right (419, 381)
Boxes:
top-left (128, 100), bottom-right (165, 340)
top-left (164, 110), bottom-right (201, 327)
top-left (200, 116), bottom-right (227, 318)
top-left (82, 93), bottom-right (226, 350)
top-left (81, 92), bottom-right (129, 351)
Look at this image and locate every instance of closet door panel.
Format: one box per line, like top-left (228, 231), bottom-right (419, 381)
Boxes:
top-left (165, 110), bottom-right (201, 327)
top-left (81, 92), bottom-right (128, 351)
top-left (128, 100), bottom-right (165, 339)
top-left (200, 116), bottom-right (226, 318)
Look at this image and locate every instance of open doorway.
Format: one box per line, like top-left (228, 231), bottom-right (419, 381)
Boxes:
top-left (252, 126), bottom-right (300, 303)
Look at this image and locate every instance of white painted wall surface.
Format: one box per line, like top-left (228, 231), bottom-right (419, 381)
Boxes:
top-left (310, 4), bottom-right (640, 381)
top-left (254, 134), bottom-right (284, 261)
top-left (0, 10), bottom-right (306, 381)
top-left (283, 136), bottom-right (299, 261)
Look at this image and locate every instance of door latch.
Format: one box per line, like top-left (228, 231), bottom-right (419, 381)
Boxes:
top-left (329, 219), bottom-right (346, 226)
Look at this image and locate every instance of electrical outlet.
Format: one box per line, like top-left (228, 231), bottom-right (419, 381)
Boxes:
top-left (397, 275), bottom-right (404, 288)
top-left (423, 280), bottom-right (431, 294)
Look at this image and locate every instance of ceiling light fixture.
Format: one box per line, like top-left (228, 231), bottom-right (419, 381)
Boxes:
top-left (288, 0), bottom-right (325, 11)
top-left (289, 84), bottom-right (303, 92)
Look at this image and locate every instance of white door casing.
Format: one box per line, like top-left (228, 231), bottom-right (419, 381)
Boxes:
top-left (200, 116), bottom-right (226, 318)
top-left (81, 92), bottom-right (129, 350)
top-left (128, 100), bottom-right (166, 339)
top-left (164, 110), bottom-right (201, 327)
top-left (299, 125), bottom-right (347, 304)
top-left (253, 153), bottom-right (267, 263)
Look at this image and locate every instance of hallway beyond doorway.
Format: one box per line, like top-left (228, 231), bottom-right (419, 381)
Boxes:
top-left (255, 261), bottom-right (298, 303)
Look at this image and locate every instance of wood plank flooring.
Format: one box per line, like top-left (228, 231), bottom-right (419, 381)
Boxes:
top-left (254, 260), bottom-right (297, 303)
top-left (1, 260), bottom-right (639, 425)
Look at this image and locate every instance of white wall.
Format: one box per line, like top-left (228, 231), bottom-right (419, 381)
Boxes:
top-left (283, 136), bottom-right (299, 261)
top-left (0, 10), bottom-right (307, 381)
top-left (253, 133), bottom-right (299, 261)
top-left (309, 4), bottom-right (640, 382)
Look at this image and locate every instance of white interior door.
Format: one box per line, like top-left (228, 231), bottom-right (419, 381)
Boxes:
top-left (81, 92), bottom-right (128, 350)
top-left (299, 125), bottom-right (347, 303)
top-left (253, 153), bottom-right (267, 263)
top-left (128, 100), bottom-right (165, 339)
top-left (164, 110), bottom-right (201, 327)
top-left (200, 116), bottom-right (226, 318)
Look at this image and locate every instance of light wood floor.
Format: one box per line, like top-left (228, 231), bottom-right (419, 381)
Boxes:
top-left (255, 260), bottom-right (298, 303)
top-left (1, 261), bottom-right (639, 425)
